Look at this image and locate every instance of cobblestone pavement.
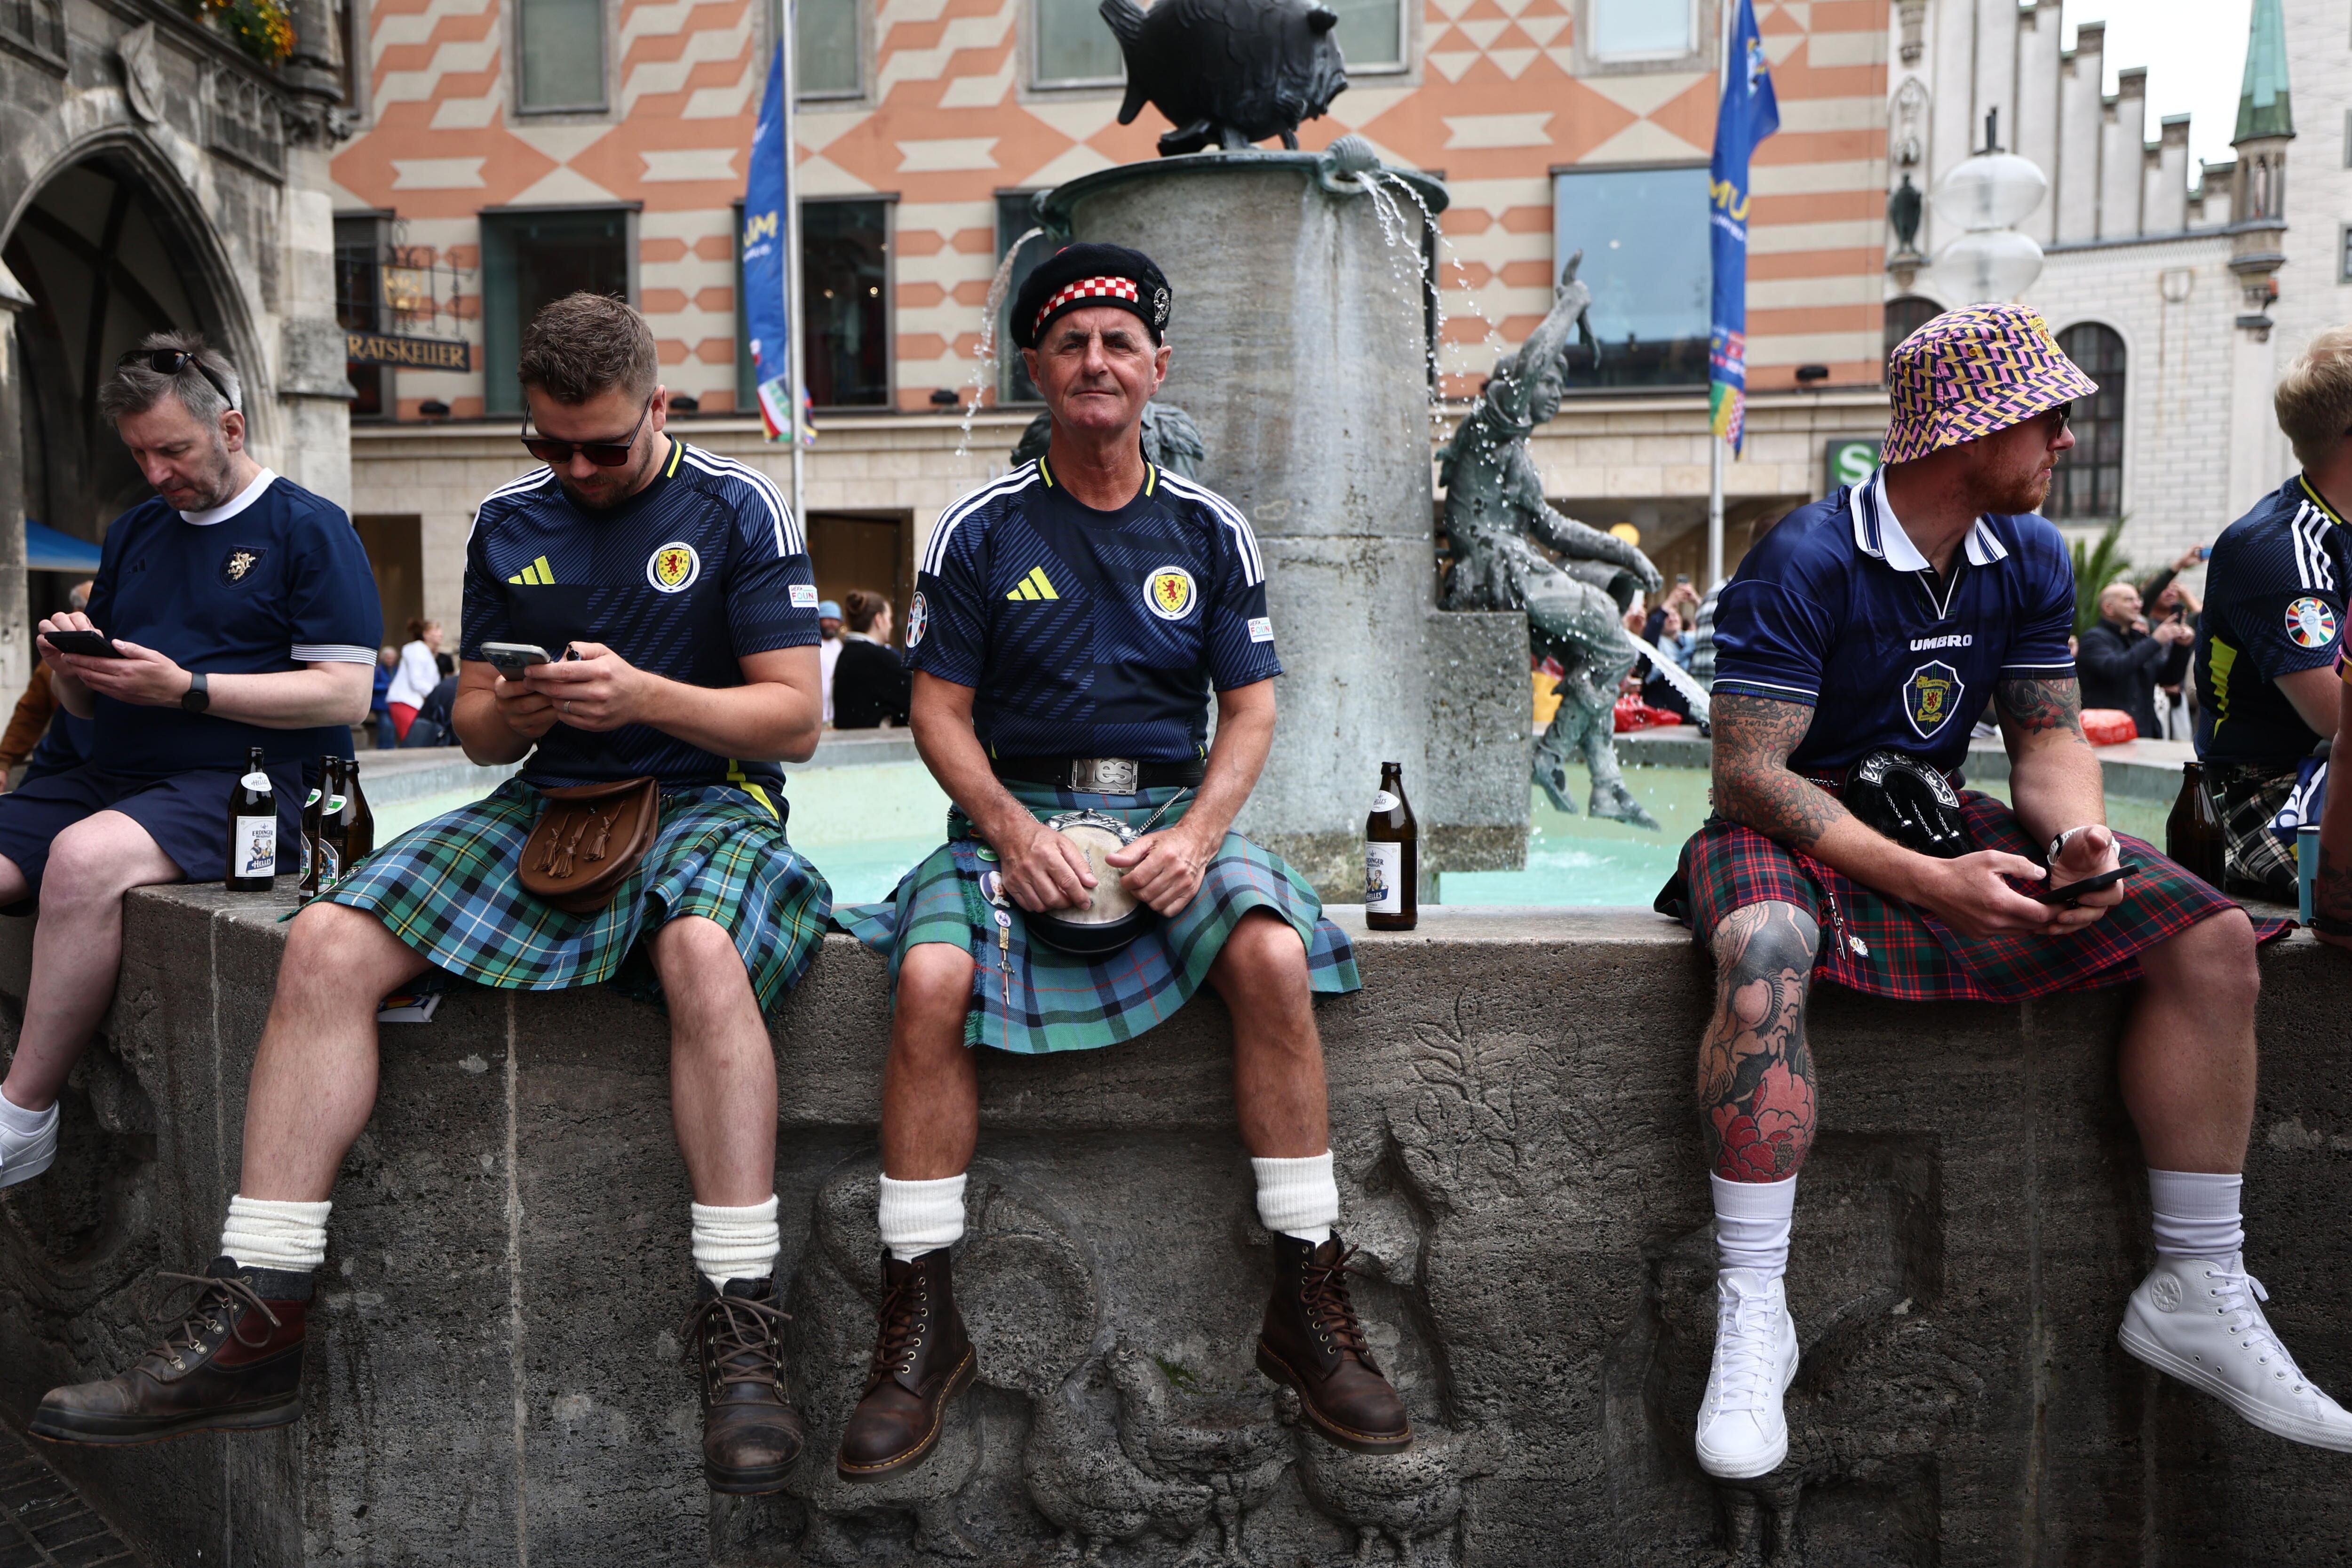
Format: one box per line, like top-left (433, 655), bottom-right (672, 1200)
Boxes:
top-left (0, 1426), bottom-right (144, 1568)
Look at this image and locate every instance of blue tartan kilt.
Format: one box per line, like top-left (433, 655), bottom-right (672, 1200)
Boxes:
top-left (833, 783), bottom-right (1360, 1055)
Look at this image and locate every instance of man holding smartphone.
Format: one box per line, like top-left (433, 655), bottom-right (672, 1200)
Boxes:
top-left (33, 294), bottom-right (830, 1501)
top-left (1656, 304), bottom-right (2342, 1482)
top-left (0, 332), bottom-right (379, 1192)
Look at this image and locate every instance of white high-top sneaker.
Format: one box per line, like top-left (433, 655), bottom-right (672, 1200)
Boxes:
top-left (1695, 1267), bottom-right (1800, 1479)
top-left (0, 1098), bottom-right (58, 1189)
top-left (2118, 1254), bottom-right (2352, 1452)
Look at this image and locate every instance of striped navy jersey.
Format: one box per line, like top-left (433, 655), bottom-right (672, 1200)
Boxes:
top-left (2194, 473), bottom-right (2352, 765)
top-left (460, 440), bottom-right (819, 793)
top-left (906, 457), bottom-right (1280, 761)
top-left (1711, 466), bottom-right (2077, 775)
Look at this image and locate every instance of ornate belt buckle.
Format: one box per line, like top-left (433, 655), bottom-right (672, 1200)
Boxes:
top-left (1070, 757), bottom-right (1139, 794)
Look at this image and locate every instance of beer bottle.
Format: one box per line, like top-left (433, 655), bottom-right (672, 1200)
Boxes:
top-left (1365, 760), bottom-right (1419, 931)
top-left (226, 746), bottom-right (276, 893)
top-left (339, 756), bottom-right (374, 863)
top-left (298, 760), bottom-right (327, 898)
top-left (307, 756), bottom-right (350, 899)
top-left (2166, 759), bottom-right (2226, 886)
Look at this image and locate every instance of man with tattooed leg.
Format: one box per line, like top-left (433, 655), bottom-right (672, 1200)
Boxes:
top-left (1657, 305), bottom-right (2346, 1480)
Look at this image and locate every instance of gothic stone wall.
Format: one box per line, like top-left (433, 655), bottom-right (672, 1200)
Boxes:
top-left (2, 890), bottom-right (2351, 1565)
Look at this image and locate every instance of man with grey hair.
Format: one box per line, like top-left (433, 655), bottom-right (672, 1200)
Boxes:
top-left (0, 331), bottom-right (380, 1191)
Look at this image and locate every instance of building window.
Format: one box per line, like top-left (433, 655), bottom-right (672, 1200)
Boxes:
top-left (997, 193), bottom-right (1051, 403)
top-left (1882, 294), bottom-right (1942, 368)
top-left (1550, 165), bottom-right (1710, 388)
top-left (1034, 0), bottom-right (1121, 85)
top-left (481, 208), bottom-right (632, 416)
top-left (804, 199), bottom-right (890, 407)
top-left (517, 0), bottom-right (606, 110)
top-left (334, 214), bottom-right (390, 420)
top-left (1329, 0), bottom-right (1404, 70)
top-left (2339, 224), bottom-right (2352, 283)
top-left (1587, 0), bottom-right (1694, 60)
top-left (2049, 322), bottom-right (2126, 520)
top-left (799, 0), bottom-right (859, 97)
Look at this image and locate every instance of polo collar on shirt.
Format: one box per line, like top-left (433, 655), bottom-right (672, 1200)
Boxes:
top-left (1851, 466), bottom-right (2009, 570)
top-left (178, 467), bottom-right (278, 526)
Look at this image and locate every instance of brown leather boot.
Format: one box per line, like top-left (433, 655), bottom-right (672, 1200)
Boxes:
top-left (835, 1248), bottom-right (975, 1483)
top-left (31, 1258), bottom-right (310, 1446)
top-left (1255, 1234), bottom-right (1412, 1454)
top-left (684, 1275), bottom-right (804, 1494)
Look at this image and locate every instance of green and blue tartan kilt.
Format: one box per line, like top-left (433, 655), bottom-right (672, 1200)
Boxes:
top-left (318, 778), bottom-right (832, 1012)
top-left (1655, 792), bottom-right (2290, 1004)
top-left (833, 783), bottom-right (1360, 1055)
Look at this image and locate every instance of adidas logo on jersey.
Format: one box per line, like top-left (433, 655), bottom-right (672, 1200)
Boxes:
top-left (1007, 566), bottom-right (1060, 602)
top-left (508, 555), bottom-right (556, 585)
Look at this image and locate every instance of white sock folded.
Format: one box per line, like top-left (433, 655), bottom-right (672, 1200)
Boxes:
top-left (1712, 1172), bottom-right (1797, 1279)
top-left (0, 1087), bottom-right (56, 1136)
top-left (219, 1194), bottom-right (332, 1275)
top-left (691, 1197), bottom-right (781, 1289)
top-left (2148, 1168), bottom-right (2245, 1261)
top-left (878, 1173), bottom-right (967, 1263)
top-left (1253, 1151), bottom-right (1338, 1246)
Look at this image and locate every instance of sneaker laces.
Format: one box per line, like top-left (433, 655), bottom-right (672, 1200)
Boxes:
top-left (144, 1273), bottom-right (282, 1367)
top-left (2201, 1262), bottom-right (2311, 1394)
top-left (680, 1294), bottom-right (788, 1392)
top-left (1709, 1284), bottom-right (1783, 1414)
top-left (1300, 1245), bottom-right (1373, 1362)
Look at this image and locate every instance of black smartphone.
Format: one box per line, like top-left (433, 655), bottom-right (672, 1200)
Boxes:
top-left (481, 641), bottom-right (552, 679)
top-left (2041, 861), bottom-right (2141, 904)
top-left (42, 629), bottom-right (122, 659)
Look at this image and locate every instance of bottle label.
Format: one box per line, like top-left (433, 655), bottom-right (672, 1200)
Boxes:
top-left (325, 795), bottom-right (348, 815)
top-left (317, 843), bottom-right (341, 885)
top-left (241, 771), bottom-right (270, 792)
top-left (1366, 840), bottom-right (1404, 913)
top-left (1371, 790), bottom-right (1400, 813)
top-left (234, 816), bottom-right (277, 879)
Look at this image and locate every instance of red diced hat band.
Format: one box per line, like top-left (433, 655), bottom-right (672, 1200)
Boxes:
top-left (1034, 277), bottom-right (1141, 334)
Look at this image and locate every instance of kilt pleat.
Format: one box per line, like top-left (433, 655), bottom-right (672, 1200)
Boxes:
top-left (318, 778), bottom-right (832, 1012)
top-left (834, 783), bottom-right (1359, 1055)
top-left (1655, 792), bottom-right (2289, 1003)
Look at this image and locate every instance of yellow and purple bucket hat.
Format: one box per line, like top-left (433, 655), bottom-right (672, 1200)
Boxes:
top-left (1882, 302), bottom-right (2097, 465)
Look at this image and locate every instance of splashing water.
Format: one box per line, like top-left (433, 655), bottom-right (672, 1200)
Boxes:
top-left (1380, 173), bottom-right (1504, 414)
top-left (1339, 166), bottom-right (1502, 438)
top-left (955, 226), bottom-right (1043, 459)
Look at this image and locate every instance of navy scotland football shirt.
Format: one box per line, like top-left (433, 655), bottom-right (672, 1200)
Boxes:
top-left (2193, 473), bottom-right (2351, 766)
top-left (906, 458), bottom-right (1280, 761)
top-left (1711, 467), bottom-right (2078, 775)
top-left (460, 440), bottom-right (820, 795)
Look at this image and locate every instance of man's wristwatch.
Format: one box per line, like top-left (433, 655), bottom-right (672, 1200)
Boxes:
top-left (2047, 825), bottom-right (2091, 862)
top-left (182, 671), bottom-right (209, 713)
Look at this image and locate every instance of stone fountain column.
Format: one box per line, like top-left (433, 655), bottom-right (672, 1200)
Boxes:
top-left (1039, 149), bottom-right (1528, 896)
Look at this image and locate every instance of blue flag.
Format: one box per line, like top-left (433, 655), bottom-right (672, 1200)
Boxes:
top-left (742, 44), bottom-right (793, 442)
top-left (1708, 0), bottom-right (1778, 453)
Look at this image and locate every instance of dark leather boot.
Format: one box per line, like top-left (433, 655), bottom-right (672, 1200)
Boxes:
top-left (31, 1258), bottom-right (310, 1446)
top-left (835, 1248), bottom-right (975, 1483)
top-left (1255, 1233), bottom-right (1412, 1454)
top-left (683, 1275), bottom-right (804, 1494)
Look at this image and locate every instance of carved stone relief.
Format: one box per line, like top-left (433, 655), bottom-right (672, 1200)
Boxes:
top-left (118, 22), bottom-right (166, 125)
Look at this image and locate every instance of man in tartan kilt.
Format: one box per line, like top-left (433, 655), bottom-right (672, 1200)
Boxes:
top-left (32, 295), bottom-right (832, 1496)
top-left (1656, 303), bottom-right (2352, 1481)
top-left (830, 243), bottom-right (1408, 1480)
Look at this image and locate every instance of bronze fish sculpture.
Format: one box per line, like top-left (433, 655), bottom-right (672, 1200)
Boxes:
top-left (1099, 0), bottom-right (1348, 156)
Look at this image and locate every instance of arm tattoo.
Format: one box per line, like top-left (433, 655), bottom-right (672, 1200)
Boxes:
top-left (2316, 841), bottom-right (2352, 937)
top-left (1993, 675), bottom-right (2085, 739)
top-left (1698, 902), bottom-right (1820, 1181)
top-left (1711, 693), bottom-right (1848, 852)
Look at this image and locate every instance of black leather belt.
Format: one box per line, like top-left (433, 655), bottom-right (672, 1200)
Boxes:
top-left (992, 756), bottom-right (1205, 791)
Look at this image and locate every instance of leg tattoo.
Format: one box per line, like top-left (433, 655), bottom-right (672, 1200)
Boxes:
top-left (1698, 903), bottom-right (1820, 1181)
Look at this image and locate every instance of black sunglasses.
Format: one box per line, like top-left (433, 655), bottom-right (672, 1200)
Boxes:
top-left (119, 348), bottom-right (237, 412)
top-left (521, 397), bottom-right (653, 468)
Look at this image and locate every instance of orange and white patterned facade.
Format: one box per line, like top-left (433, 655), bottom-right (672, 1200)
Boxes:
top-left (337, 0), bottom-right (1896, 623)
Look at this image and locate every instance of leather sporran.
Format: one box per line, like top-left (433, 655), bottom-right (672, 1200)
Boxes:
top-left (517, 777), bottom-right (660, 913)
top-left (1843, 749), bottom-right (1971, 859)
top-left (1024, 810), bottom-right (1162, 956)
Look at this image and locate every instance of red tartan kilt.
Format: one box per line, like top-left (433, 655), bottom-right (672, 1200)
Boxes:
top-left (1654, 794), bottom-right (2287, 1003)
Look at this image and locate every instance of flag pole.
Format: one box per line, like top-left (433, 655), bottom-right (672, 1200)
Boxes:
top-left (1705, 0), bottom-right (1732, 590)
top-left (779, 0), bottom-right (806, 524)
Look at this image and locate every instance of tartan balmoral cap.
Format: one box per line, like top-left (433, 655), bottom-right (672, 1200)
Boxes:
top-left (1010, 242), bottom-right (1171, 350)
top-left (1882, 302), bottom-right (2097, 464)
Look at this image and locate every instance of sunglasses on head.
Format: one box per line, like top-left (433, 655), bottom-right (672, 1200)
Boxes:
top-left (119, 348), bottom-right (237, 412)
top-left (521, 396), bottom-right (653, 468)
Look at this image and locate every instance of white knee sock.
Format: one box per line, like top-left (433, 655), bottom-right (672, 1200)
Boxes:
top-left (878, 1174), bottom-right (966, 1263)
top-left (0, 1086), bottom-right (56, 1135)
top-left (1712, 1173), bottom-right (1797, 1279)
top-left (2148, 1168), bottom-right (2245, 1261)
top-left (1253, 1151), bottom-right (1338, 1245)
top-left (691, 1197), bottom-right (781, 1289)
top-left (219, 1194), bottom-right (332, 1275)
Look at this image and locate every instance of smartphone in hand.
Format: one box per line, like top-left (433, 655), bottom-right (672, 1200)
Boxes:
top-left (2040, 862), bottom-right (2140, 905)
top-left (482, 642), bottom-right (552, 680)
top-left (42, 629), bottom-right (123, 659)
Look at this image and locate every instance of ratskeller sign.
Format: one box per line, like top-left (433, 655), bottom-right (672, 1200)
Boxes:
top-left (345, 333), bottom-right (470, 371)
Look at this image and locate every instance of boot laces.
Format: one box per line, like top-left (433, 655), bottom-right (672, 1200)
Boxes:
top-left (681, 1294), bottom-right (788, 1392)
top-left (146, 1273), bottom-right (282, 1370)
top-left (864, 1272), bottom-right (931, 1388)
top-left (1301, 1246), bottom-right (1372, 1361)
top-left (2202, 1263), bottom-right (2310, 1394)
top-left (1710, 1286), bottom-right (1783, 1414)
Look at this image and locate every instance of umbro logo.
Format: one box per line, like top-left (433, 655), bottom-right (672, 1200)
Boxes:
top-left (1007, 566), bottom-right (1060, 602)
top-left (508, 555), bottom-right (556, 585)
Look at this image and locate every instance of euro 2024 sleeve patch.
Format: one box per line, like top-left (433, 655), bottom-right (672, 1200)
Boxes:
top-left (2286, 596), bottom-right (2339, 649)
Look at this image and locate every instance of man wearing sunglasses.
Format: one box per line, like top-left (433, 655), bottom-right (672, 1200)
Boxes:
top-left (34, 293), bottom-right (830, 1503)
top-left (0, 331), bottom-right (379, 1193)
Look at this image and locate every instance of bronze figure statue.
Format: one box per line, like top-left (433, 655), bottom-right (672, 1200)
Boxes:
top-left (1098, 0), bottom-right (1348, 155)
top-left (1438, 256), bottom-right (1665, 827)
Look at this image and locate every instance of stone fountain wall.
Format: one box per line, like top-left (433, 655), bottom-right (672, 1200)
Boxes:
top-left (1041, 153), bottom-right (1531, 896)
top-left (5, 889), bottom-right (2352, 1565)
